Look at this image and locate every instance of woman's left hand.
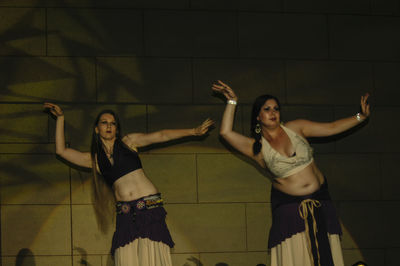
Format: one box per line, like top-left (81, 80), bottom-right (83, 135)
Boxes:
top-left (193, 118), bottom-right (214, 136)
top-left (360, 93), bottom-right (370, 118)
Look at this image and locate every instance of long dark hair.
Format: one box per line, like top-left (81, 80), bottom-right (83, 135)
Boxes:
top-left (90, 109), bottom-right (122, 233)
top-left (250, 95), bottom-right (281, 155)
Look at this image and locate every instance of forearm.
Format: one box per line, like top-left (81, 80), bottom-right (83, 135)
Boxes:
top-left (159, 128), bottom-right (196, 142)
top-left (55, 115), bottom-right (67, 155)
top-left (304, 113), bottom-right (367, 137)
top-left (330, 113), bottom-right (367, 134)
top-left (220, 102), bottom-right (237, 137)
top-left (219, 102), bottom-right (255, 158)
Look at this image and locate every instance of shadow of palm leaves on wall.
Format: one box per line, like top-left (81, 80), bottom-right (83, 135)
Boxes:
top-left (1, 5), bottom-right (149, 262)
top-left (0, 4), bottom-right (369, 265)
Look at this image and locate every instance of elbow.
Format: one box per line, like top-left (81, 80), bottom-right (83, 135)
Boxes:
top-left (219, 129), bottom-right (229, 139)
top-left (55, 147), bottom-right (65, 156)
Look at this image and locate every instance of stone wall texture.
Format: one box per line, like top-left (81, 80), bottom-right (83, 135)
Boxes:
top-left (1, 0), bottom-right (400, 265)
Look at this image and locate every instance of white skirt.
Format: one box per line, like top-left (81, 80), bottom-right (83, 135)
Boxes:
top-left (270, 232), bottom-right (344, 266)
top-left (114, 237), bottom-right (172, 266)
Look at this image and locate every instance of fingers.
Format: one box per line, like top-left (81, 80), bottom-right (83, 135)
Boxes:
top-left (194, 118), bottom-right (215, 135)
top-left (212, 80), bottom-right (238, 101)
top-left (360, 92), bottom-right (371, 117)
top-left (217, 80), bottom-right (230, 88)
top-left (201, 118), bottom-right (214, 129)
top-left (43, 102), bottom-right (55, 108)
top-left (43, 102), bottom-right (63, 116)
top-left (43, 102), bottom-right (59, 109)
top-left (211, 82), bottom-right (226, 91)
top-left (211, 80), bottom-right (231, 91)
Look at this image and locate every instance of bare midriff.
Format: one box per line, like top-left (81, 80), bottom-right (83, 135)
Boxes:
top-left (112, 168), bottom-right (158, 202)
top-left (272, 161), bottom-right (325, 196)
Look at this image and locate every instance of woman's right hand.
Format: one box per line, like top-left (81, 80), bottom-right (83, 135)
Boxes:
top-left (212, 80), bottom-right (238, 102)
top-left (43, 102), bottom-right (64, 117)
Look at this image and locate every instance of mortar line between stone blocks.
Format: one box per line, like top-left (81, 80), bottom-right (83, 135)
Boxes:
top-left (326, 14), bottom-right (331, 60)
top-left (195, 153), bottom-right (199, 203)
top-left (245, 203), bottom-right (248, 251)
top-left (141, 9), bottom-right (146, 56)
top-left (0, 205), bottom-right (1, 266)
top-left (191, 58), bottom-right (194, 104)
top-left (378, 153), bottom-right (383, 201)
top-left (240, 101), bottom-right (244, 135)
top-left (45, 7), bottom-right (48, 57)
top-left (47, 112), bottom-right (51, 143)
top-left (369, 0), bottom-right (373, 14)
top-left (333, 106), bottom-right (337, 153)
top-left (235, 10), bottom-right (240, 57)
top-left (283, 60), bottom-right (288, 104)
top-left (146, 105), bottom-right (149, 133)
top-left (32, 54), bottom-right (400, 63)
top-left (3, 6), bottom-right (399, 18)
top-left (95, 57), bottom-right (98, 102)
top-left (69, 166), bottom-right (74, 262)
top-left (371, 62), bottom-right (376, 99)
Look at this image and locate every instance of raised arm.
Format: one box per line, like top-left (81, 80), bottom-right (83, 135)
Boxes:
top-left (286, 93), bottom-right (371, 138)
top-left (44, 103), bottom-right (92, 168)
top-left (212, 80), bottom-right (256, 159)
top-left (123, 118), bottom-right (214, 148)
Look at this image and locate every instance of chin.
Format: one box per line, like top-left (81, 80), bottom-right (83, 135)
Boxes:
top-left (101, 135), bottom-right (116, 140)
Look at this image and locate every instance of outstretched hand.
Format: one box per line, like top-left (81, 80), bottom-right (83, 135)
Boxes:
top-left (360, 93), bottom-right (370, 117)
top-left (194, 118), bottom-right (214, 136)
top-left (43, 102), bottom-right (64, 117)
top-left (211, 80), bottom-right (238, 101)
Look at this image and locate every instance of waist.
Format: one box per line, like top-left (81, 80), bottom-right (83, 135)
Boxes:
top-left (273, 163), bottom-right (324, 193)
top-left (116, 193), bottom-right (164, 214)
top-left (113, 169), bottom-right (159, 201)
top-left (271, 179), bottom-right (331, 211)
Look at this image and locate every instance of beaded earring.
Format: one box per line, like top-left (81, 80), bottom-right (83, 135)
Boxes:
top-left (255, 123), bottom-right (261, 134)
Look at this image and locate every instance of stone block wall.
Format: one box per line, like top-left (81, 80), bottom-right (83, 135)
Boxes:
top-left (1, 1), bottom-right (400, 265)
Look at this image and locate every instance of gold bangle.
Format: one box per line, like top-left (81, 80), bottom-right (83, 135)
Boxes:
top-left (227, 99), bottom-right (237, 105)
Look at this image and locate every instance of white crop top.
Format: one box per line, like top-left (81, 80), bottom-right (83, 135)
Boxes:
top-left (261, 125), bottom-right (313, 178)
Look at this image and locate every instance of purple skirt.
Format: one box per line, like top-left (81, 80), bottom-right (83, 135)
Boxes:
top-left (111, 193), bottom-right (175, 256)
top-left (268, 180), bottom-right (342, 266)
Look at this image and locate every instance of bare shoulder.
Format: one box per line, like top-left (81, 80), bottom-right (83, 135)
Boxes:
top-left (122, 134), bottom-right (142, 150)
top-left (283, 119), bottom-right (309, 136)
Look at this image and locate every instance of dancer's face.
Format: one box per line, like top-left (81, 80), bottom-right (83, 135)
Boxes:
top-left (257, 99), bottom-right (281, 128)
top-left (95, 113), bottom-right (117, 141)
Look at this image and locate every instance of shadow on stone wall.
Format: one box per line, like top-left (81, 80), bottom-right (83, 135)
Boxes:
top-left (74, 247), bottom-right (92, 266)
top-left (15, 248), bottom-right (35, 266)
top-left (0, 4), bottom-right (380, 265)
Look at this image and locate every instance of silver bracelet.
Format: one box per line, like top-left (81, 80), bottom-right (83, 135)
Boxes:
top-left (355, 112), bottom-right (364, 122)
top-left (227, 99), bottom-right (237, 105)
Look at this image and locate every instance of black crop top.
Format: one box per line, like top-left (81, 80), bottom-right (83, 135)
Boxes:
top-left (97, 139), bottom-right (143, 186)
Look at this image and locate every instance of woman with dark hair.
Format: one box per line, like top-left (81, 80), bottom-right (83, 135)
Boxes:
top-left (43, 102), bottom-right (213, 266)
top-left (212, 80), bottom-right (370, 266)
